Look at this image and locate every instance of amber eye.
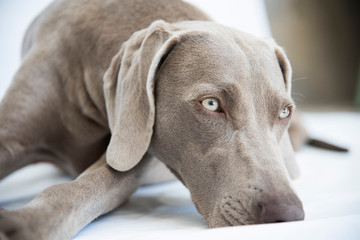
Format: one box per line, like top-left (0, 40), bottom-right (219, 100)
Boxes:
top-left (201, 98), bottom-right (220, 112)
top-left (279, 106), bottom-right (291, 119)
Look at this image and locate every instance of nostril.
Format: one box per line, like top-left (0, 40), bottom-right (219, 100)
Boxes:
top-left (261, 204), bottom-right (304, 223)
top-left (258, 203), bottom-right (265, 215)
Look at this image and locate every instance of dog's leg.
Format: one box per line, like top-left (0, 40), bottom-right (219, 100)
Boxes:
top-left (0, 50), bottom-right (67, 180)
top-left (0, 47), bottom-right (110, 180)
top-left (0, 153), bottom-right (147, 240)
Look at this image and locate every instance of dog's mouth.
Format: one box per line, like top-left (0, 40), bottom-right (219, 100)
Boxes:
top-left (204, 192), bottom-right (305, 228)
top-left (218, 195), bottom-right (256, 226)
top-left (205, 195), bottom-right (257, 227)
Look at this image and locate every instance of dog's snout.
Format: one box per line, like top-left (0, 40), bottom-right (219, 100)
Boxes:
top-left (258, 192), bottom-right (305, 223)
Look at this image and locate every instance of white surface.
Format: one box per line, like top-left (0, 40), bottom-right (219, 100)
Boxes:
top-left (1, 112), bottom-right (360, 240)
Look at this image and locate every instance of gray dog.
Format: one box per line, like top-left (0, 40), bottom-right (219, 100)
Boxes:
top-left (0, 0), bottom-right (305, 239)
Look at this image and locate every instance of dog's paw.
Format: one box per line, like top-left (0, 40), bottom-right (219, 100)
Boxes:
top-left (0, 208), bottom-right (38, 240)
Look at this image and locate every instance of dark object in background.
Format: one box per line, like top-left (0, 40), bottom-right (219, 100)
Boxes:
top-left (265, 0), bottom-right (360, 108)
top-left (307, 139), bottom-right (349, 152)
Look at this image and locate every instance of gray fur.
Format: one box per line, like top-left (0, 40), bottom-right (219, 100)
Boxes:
top-left (0, 0), bottom-right (304, 239)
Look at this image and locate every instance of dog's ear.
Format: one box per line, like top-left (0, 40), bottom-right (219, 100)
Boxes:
top-left (275, 45), bottom-right (299, 179)
top-left (275, 45), bottom-right (292, 95)
top-left (103, 20), bottom-right (179, 171)
top-left (265, 40), bottom-right (298, 178)
top-left (264, 39), bottom-right (293, 94)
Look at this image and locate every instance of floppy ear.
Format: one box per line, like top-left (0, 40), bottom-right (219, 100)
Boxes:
top-left (256, 39), bottom-right (299, 179)
top-left (275, 45), bottom-right (292, 95)
top-left (270, 41), bottom-right (300, 179)
top-left (103, 20), bottom-right (179, 171)
top-left (264, 38), bottom-right (293, 94)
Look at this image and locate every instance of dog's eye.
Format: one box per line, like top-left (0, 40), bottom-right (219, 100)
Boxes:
top-left (201, 98), bottom-right (220, 112)
top-left (279, 106), bottom-right (291, 119)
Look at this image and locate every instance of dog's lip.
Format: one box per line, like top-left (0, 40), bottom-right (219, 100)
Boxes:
top-left (203, 196), bottom-right (257, 228)
top-left (206, 210), bottom-right (251, 228)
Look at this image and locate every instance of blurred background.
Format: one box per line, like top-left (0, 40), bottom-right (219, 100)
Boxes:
top-left (0, 0), bottom-right (359, 111)
top-left (265, 0), bottom-right (360, 110)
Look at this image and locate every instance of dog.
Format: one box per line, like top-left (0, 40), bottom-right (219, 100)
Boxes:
top-left (0, 0), bottom-right (305, 239)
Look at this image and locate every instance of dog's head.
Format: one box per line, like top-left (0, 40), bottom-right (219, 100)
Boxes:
top-left (104, 20), bottom-right (304, 226)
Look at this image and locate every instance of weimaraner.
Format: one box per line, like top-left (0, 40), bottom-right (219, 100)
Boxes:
top-left (0, 0), bottom-right (305, 239)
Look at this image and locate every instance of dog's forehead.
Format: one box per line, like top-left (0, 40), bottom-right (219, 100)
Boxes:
top-left (172, 21), bottom-right (287, 95)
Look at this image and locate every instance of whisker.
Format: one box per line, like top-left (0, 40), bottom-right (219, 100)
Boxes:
top-left (220, 213), bottom-right (234, 226)
top-left (292, 92), bottom-right (306, 103)
top-left (292, 77), bottom-right (307, 82)
top-left (292, 92), bottom-right (306, 97)
top-left (293, 98), bottom-right (305, 103)
top-left (236, 199), bottom-right (253, 220)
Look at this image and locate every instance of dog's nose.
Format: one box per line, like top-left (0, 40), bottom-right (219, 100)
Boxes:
top-left (258, 192), bottom-right (305, 223)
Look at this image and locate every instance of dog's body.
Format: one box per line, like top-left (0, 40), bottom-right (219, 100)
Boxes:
top-left (0, 0), bottom-right (304, 239)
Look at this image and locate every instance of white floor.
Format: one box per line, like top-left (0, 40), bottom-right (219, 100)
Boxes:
top-left (1, 112), bottom-right (360, 240)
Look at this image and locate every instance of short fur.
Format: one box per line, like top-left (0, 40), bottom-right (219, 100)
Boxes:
top-left (0, 0), bottom-right (304, 239)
